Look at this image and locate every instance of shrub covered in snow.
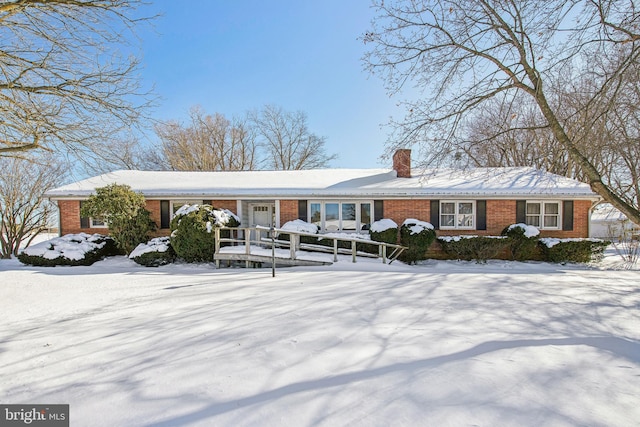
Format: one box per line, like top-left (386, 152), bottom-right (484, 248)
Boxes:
top-left (170, 204), bottom-right (240, 263)
top-left (18, 233), bottom-right (118, 267)
top-left (369, 219), bottom-right (398, 245)
top-left (399, 219), bottom-right (436, 264)
top-left (129, 237), bottom-right (176, 267)
top-left (438, 235), bottom-right (510, 263)
top-left (502, 223), bottom-right (542, 261)
top-left (539, 238), bottom-right (610, 263)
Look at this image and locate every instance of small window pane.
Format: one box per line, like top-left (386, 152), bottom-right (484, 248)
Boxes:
top-left (91, 218), bottom-right (107, 227)
top-left (325, 203), bottom-right (339, 231)
top-left (545, 203), bottom-right (559, 215)
top-left (441, 214), bottom-right (455, 227)
top-left (342, 203), bottom-right (356, 230)
top-left (458, 203), bottom-right (473, 215)
top-left (526, 216), bottom-right (540, 227)
top-left (310, 203), bottom-right (322, 226)
top-left (360, 203), bottom-right (371, 231)
top-left (526, 203), bottom-right (541, 215)
top-left (459, 214), bottom-right (474, 228)
top-left (544, 216), bottom-right (558, 228)
top-left (441, 202), bottom-right (455, 214)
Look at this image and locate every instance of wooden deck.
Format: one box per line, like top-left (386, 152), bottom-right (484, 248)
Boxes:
top-left (213, 226), bottom-right (405, 268)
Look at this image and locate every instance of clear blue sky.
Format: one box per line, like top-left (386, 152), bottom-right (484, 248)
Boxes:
top-left (136, 1), bottom-right (402, 169)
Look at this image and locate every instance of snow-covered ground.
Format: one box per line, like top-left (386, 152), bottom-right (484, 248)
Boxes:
top-left (1, 248), bottom-right (639, 426)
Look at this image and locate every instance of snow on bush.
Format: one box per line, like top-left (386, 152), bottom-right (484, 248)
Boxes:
top-left (18, 233), bottom-right (118, 266)
top-left (173, 204), bottom-right (240, 228)
top-left (129, 237), bottom-right (171, 258)
top-left (402, 218), bottom-right (434, 235)
top-left (370, 218), bottom-right (397, 233)
top-left (281, 219), bottom-right (318, 234)
top-left (22, 233), bottom-right (109, 261)
top-left (129, 237), bottom-right (175, 267)
top-left (539, 237), bottom-right (603, 248)
top-left (507, 223), bottom-right (540, 238)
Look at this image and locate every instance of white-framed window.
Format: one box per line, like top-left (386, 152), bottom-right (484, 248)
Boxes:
top-left (440, 201), bottom-right (475, 229)
top-left (90, 218), bottom-right (108, 228)
top-left (526, 201), bottom-right (561, 229)
top-left (309, 201), bottom-right (372, 232)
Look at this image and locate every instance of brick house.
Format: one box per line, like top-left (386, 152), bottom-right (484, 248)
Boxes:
top-left (46, 150), bottom-right (600, 239)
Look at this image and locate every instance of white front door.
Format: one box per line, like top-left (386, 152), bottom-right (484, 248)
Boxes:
top-left (250, 204), bottom-right (274, 228)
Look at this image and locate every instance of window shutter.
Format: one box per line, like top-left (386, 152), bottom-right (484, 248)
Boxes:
top-left (160, 200), bottom-right (170, 229)
top-left (202, 200), bottom-right (212, 206)
top-left (298, 200), bottom-right (307, 221)
top-left (563, 200), bottom-right (574, 231)
top-left (79, 201), bottom-right (89, 229)
top-left (476, 200), bottom-right (487, 230)
top-left (374, 200), bottom-right (384, 221)
top-left (516, 200), bottom-right (526, 223)
top-left (430, 200), bottom-right (440, 229)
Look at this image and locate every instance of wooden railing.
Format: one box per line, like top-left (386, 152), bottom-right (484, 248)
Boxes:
top-left (213, 226), bottom-right (406, 267)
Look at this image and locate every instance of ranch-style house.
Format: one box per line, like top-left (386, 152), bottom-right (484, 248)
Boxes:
top-left (46, 150), bottom-right (601, 239)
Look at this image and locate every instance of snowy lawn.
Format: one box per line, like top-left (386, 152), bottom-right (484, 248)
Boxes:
top-left (1, 251), bottom-right (639, 426)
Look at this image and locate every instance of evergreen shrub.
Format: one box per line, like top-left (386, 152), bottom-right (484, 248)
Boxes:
top-left (399, 219), bottom-right (436, 264)
top-left (170, 204), bottom-right (240, 263)
top-left (539, 238), bottom-right (610, 263)
top-left (438, 235), bottom-right (510, 263)
top-left (129, 237), bottom-right (176, 267)
top-left (502, 223), bottom-right (542, 261)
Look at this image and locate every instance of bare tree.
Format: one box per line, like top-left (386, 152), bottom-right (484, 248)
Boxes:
top-left (251, 105), bottom-right (337, 170)
top-left (0, 155), bottom-right (65, 258)
top-left (364, 0), bottom-right (640, 225)
top-left (0, 0), bottom-right (152, 157)
top-left (153, 107), bottom-right (258, 171)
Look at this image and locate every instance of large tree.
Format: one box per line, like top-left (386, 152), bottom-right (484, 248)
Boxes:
top-left (153, 107), bottom-right (258, 171)
top-left (0, 155), bottom-right (64, 258)
top-left (364, 0), bottom-right (640, 225)
top-left (0, 0), bottom-right (151, 156)
top-left (251, 104), bottom-right (337, 170)
top-left (149, 105), bottom-right (335, 171)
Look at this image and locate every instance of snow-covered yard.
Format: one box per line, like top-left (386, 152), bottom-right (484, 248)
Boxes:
top-left (1, 251), bottom-right (639, 426)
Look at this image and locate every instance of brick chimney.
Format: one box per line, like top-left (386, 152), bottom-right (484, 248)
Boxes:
top-left (392, 149), bottom-right (411, 178)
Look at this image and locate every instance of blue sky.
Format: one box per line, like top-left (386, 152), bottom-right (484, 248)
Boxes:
top-left (137, 1), bottom-right (402, 169)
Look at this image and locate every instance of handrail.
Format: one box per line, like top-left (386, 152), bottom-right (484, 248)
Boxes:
top-left (213, 226), bottom-right (405, 267)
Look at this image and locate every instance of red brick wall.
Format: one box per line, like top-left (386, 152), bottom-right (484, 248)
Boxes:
top-left (279, 200), bottom-right (299, 225)
top-left (382, 199), bottom-right (590, 238)
top-left (58, 197), bottom-right (592, 238)
top-left (383, 200), bottom-right (431, 227)
top-left (210, 200), bottom-right (238, 211)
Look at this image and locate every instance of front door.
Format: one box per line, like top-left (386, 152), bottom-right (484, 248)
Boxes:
top-left (249, 204), bottom-right (275, 243)
top-left (250, 204), bottom-right (274, 228)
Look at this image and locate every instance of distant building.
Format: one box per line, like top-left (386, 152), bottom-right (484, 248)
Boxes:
top-left (590, 203), bottom-right (640, 240)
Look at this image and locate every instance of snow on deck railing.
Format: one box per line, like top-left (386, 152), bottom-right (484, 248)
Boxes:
top-left (213, 226), bottom-right (405, 266)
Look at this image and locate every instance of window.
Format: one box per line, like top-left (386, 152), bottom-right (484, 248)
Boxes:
top-left (526, 201), bottom-right (560, 229)
top-left (90, 218), bottom-right (108, 228)
top-left (440, 201), bottom-right (475, 229)
top-left (308, 201), bottom-right (372, 232)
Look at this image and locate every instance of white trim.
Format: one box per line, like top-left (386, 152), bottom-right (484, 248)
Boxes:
top-left (525, 200), bottom-right (562, 230)
top-left (308, 200), bottom-right (373, 233)
top-left (90, 218), bottom-right (108, 228)
top-left (439, 200), bottom-right (476, 230)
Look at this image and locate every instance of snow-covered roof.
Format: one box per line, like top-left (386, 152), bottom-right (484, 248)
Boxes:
top-left (46, 167), bottom-right (598, 199)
